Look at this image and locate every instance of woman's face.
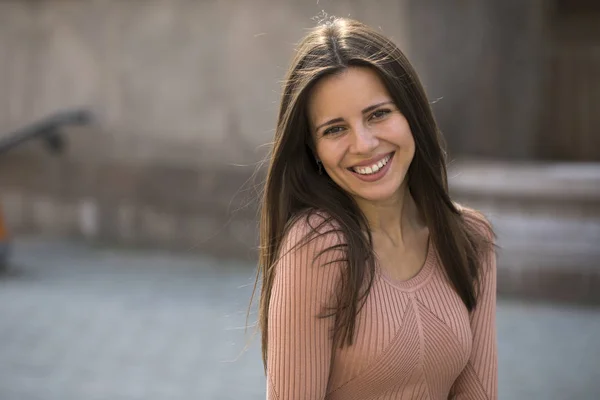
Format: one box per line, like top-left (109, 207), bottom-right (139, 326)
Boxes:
top-left (308, 66), bottom-right (415, 205)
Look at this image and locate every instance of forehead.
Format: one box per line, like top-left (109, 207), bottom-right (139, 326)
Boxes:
top-left (307, 66), bottom-right (391, 120)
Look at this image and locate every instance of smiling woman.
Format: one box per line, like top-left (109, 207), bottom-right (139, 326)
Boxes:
top-left (251, 17), bottom-right (497, 400)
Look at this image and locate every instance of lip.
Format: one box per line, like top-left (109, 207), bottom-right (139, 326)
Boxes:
top-left (350, 152), bottom-right (394, 168)
top-left (348, 152), bottom-right (395, 183)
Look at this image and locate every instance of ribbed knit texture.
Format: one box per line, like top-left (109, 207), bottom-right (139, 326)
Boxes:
top-left (266, 213), bottom-right (497, 400)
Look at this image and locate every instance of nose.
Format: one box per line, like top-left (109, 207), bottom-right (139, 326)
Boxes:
top-left (351, 124), bottom-right (379, 154)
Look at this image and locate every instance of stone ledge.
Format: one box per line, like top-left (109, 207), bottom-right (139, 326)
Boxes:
top-left (449, 160), bottom-right (600, 201)
top-left (0, 153), bottom-right (262, 260)
top-left (498, 266), bottom-right (600, 305)
top-left (0, 152), bottom-right (262, 215)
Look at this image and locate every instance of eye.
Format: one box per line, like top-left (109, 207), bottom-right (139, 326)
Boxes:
top-left (370, 109), bottom-right (391, 121)
top-left (323, 126), bottom-right (345, 136)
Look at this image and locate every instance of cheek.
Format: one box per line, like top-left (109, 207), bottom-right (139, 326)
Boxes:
top-left (316, 140), bottom-right (346, 168)
top-left (403, 133), bottom-right (416, 161)
top-left (382, 118), bottom-right (414, 149)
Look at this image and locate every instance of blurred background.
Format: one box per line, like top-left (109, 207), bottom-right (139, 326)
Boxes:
top-left (0, 0), bottom-right (599, 399)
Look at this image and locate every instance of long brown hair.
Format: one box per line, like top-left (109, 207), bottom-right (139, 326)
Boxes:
top-left (251, 18), bottom-right (494, 369)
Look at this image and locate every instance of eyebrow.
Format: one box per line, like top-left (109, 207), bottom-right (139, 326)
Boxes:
top-left (314, 101), bottom-right (394, 133)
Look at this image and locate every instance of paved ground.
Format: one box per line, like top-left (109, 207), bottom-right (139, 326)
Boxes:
top-left (0, 237), bottom-right (599, 400)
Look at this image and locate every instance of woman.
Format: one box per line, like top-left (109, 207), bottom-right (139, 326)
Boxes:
top-left (253, 17), bottom-right (497, 400)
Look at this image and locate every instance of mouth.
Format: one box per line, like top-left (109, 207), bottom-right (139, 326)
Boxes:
top-left (347, 152), bottom-right (395, 183)
top-left (348, 152), bottom-right (394, 175)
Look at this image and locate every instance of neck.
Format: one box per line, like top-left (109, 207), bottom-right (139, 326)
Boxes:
top-left (355, 185), bottom-right (424, 246)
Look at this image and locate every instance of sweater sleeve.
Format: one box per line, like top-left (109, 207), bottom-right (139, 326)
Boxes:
top-left (266, 217), bottom-right (344, 400)
top-left (450, 218), bottom-right (498, 400)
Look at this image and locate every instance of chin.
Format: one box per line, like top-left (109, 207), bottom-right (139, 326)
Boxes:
top-left (348, 178), bottom-right (406, 204)
top-left (354, 189), bottom-right (402, 204)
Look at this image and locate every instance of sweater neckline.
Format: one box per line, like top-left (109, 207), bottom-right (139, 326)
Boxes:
top-left (377, 237), bottom-right (436, 292)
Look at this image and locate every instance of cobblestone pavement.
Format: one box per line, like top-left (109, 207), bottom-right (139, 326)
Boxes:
top-left (1, 238), bottom-right (599, 400)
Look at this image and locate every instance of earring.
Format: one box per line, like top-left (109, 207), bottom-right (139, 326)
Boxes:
top-left (317, 160), bottom-right (323, 175)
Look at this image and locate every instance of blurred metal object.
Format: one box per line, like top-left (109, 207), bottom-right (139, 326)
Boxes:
top-left (0, 108), bottom-right (93, 271)
top-left (0, 109), bottom-right (93, 155)
top-left (0, 203), bottom-right (8, 271)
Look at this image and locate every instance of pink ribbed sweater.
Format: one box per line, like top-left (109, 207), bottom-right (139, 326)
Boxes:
top-left (266, 213), bottom-right (497, 400)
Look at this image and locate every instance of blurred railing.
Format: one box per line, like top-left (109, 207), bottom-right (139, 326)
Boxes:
top-left (0, 109), bottom-right (93, 156)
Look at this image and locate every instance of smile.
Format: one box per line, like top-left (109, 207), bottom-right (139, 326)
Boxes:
top-left (347, 152), bottom-right (395, 183)
top-left (350, 153), bottom-right (393, 175)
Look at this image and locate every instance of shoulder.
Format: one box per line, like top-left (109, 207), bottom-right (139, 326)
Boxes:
top-left (281, 209), bottom-right (346, 256)
top-left (454, 203), bottom-right (495, 242)
top-left (454, 203), bottom-right (497, 284)
top-left (273, 210), bottom-right (346, 297)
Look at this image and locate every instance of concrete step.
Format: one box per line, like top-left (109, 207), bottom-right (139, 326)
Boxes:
top-left (450, 160), bottom-right (600, 305)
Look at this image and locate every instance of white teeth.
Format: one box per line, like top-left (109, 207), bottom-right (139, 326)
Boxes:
top-left (352, 154), bottom-right (392, 175)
